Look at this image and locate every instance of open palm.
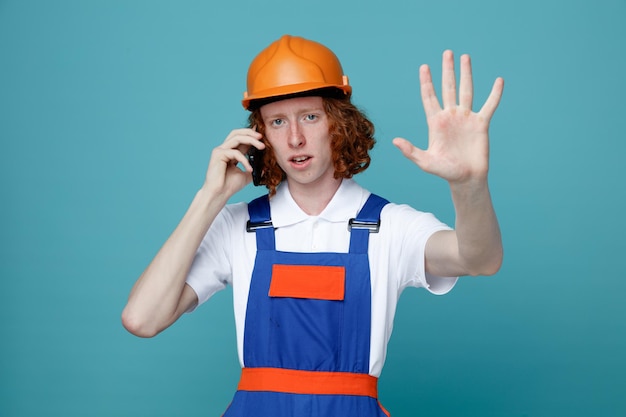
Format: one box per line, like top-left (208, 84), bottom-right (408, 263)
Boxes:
top-left (393, 50), bottom-right (504, 185)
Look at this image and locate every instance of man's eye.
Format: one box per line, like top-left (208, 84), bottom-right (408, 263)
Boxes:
top-left (271, 119), bottom-right (283, 127)
top-left (305, 114), bottom-right (318, 121)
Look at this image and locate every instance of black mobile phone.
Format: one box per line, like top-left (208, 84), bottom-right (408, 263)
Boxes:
top-left (247, 146), bottom-right (264, 186)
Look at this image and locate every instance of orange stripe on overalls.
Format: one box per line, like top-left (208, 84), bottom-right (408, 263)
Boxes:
top-left (238, 367), bottom-right (378, 397)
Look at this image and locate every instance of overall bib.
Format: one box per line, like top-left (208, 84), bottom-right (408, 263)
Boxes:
top-left (223, 193), bottom-right (390, 417)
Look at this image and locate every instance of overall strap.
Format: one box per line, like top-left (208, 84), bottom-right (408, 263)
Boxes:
top-left (247, 194), bottom-right (275, 250)
top-left (349, 194), bottom-right (389, 254)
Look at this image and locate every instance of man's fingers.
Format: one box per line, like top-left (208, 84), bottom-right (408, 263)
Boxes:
top-left (479, 77), bottom-right (504, 121)
top-left (458, 54), bottom-right (473, 110)
top-left (225, 149), bottom-right (253, 172)
top-left (441, 50), bottom-right (457, 109)
top-left (420, 64), bottom-right (441, 119)
top-left (221, 129), bottom-right (265, 154)
top-left (392, 137), bottom-right (427, 167)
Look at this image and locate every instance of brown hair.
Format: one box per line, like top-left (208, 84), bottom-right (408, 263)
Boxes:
top-left (247, 95), bottom-right (375, 196)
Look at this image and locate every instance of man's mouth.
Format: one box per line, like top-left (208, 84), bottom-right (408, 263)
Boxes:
top-left (291, 156), bottom-right (311, 164)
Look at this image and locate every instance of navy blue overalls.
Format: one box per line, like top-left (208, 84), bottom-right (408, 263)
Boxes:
top-left (222, 193), bottom-right (390, 417)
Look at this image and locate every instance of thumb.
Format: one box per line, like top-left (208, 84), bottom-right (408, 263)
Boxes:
top-left (392, 137), bottom-right (427, 166)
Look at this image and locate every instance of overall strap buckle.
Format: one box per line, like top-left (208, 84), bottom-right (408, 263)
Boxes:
top-left (246, 220), bottom-right (274, 232)
top-left (347, 218), bottom-right (380, 233)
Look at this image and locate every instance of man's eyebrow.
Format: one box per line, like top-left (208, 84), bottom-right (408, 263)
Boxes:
top-left (264, 107), bottom-right (325, 119)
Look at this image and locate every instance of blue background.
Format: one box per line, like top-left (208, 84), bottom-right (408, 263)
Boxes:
top-left (1, 0), bottom-right (625, 416)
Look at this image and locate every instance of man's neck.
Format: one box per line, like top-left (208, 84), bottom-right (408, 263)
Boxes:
top-left (286, 177), bottom-right (343, 216)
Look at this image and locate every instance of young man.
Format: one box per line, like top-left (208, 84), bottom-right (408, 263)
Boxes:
top-left (122, 35), bottom-right (504, 416)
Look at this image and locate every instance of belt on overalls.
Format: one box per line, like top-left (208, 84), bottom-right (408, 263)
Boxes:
top-left (237, 367), bottom-right (379, 398)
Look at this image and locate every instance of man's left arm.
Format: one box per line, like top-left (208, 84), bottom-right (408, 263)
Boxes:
top-left (393, 50), bottom-right (504, 277)
top-left (424, 179), bottom-right (503, 277)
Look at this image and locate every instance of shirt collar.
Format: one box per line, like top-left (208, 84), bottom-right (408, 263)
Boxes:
top-left (269, 179), bottom-right (370, 228)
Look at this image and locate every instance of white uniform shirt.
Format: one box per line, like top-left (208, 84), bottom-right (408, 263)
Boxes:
top-left (186, 179), bottom-right (457, 377)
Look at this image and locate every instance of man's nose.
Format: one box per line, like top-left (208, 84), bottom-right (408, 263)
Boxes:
top-left (288, 123), bottom-right (305, 148)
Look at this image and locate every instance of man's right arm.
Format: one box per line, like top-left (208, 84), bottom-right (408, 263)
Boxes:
top-left (121, 128), bottom-right (264, 338)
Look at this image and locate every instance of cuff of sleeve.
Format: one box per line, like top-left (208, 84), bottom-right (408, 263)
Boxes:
top-left (184, 279), bottom-right (225, 313)
top-left (184, 283), bottom-right (202, 313)
top-left (423, 272), bottom-right (458, 295)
